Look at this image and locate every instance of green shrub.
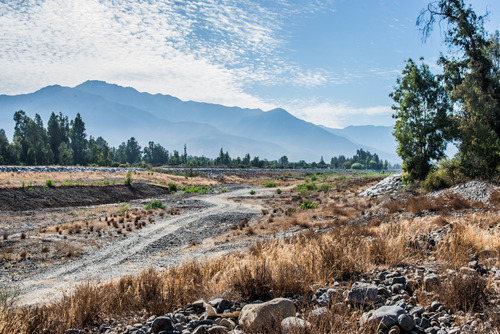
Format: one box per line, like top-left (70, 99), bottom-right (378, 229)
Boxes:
top-left (124, 171), bottom-right (133, 186)
top-left (45, 179), bottom-right (55, 188)
top-left (219, 188), bottom-right (227, 193)
top-left (276, 188), bottom-right (282, 194)
top-left (310, 175), bottom-right (317, 182)
top-left (167, 183), bottom-right (178, 192)
top-left (351, 163), bottom-right (364, 170)
top-left (181, 186), bottom-right (214, 194)
top-left (320, 184), bottom-right (331, 190)
top-left (264, 181), bottom-right (277, 188)
top-left (296, 183), bottom-right (317, 195)
top-left (249, 190), bottom-right (256, 195)
top-left (144, 200), bottom-right (165, 210)
top-left (422, 168), bottom-right (451, 192)
top-left (300, 200), bottom-right (317, 210)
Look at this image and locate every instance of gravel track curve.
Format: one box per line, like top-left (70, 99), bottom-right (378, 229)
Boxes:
top-left (13, 185), bottom-right (270, 306)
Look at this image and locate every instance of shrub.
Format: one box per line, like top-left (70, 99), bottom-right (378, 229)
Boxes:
top-left (249, 190), bottom-right (256, 195)
top-left (351, 163), bottom-right (364, 170)
top-left (124, 171), bottom-right (133, 186)
top-left (422, 168), bottom-right (451, 191)
top-left (45, 179), bottom-right (55, 188)
top-left (167, 183), bottom-right (177, 192)
top-left (219, 188), bottom-right (227, 193)
top-left (296, 183), bottom-right (317, 195)
top-left (144, 200), bottom-right (165, 210)
top-left (439, 274), bottom-right (488, 312)
top-left (276, 188), bottom-right (282, 194)
top-left (300, 200), bottom-right (317, 210)
top-left (264, 181), bottom-right (277, 188)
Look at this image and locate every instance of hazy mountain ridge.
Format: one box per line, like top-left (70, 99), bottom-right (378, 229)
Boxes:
top-left (0, 81), bottom-right (399, 162)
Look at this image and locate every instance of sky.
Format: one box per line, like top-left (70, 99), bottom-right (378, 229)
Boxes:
top-left (1, 0), bottom-right (500, 129)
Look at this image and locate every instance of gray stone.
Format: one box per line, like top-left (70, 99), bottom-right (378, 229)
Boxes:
top-left (409, 306), bottom-right (425, 317)
top-left (218, 318), bottom-right (236, 330)
top-left (239, 298), bottom-right (296, 332)
top-left (423, 275), bottom-right (440, 291)
top-left (365, 305), bottom-right (406, 330)
top-left (346, 282), bottom-right (379, 305)
top-left (192, 325), bottom-right (210, 334)
top-left (208, 326), bottom-right (229, 334)
top-left (151, 316), bottom-right (175, 334)
top-left (65, 330), bottom-right (80, 334)
top-left (431, 301), bottom-right (441, 311)
top-left (398, 314), bottom-right (416, 331)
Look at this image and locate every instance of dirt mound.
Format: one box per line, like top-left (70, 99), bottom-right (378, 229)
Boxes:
top-left (0, 183), bottom-right (171, 211)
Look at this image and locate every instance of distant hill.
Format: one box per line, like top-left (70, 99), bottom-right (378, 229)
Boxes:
top-left (0, 81), bottom-right (399, 162)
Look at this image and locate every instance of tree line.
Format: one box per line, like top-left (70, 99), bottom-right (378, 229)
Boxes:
top-left (0, 111), bottom-right (395, 170)
top-left (391, 0), bottom-right (500, 184)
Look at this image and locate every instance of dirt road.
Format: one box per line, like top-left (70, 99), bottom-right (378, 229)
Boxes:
top-left (14, 185), bottom-right (271, 306)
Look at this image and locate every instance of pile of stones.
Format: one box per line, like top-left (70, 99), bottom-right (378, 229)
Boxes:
top-left (0, 166), bottom-right (143, 173)
top-left (359, 174), bottom-right (403, 197)
top-left (430, 181), bottom-right (499, 204)
top-left (64, 259), bottom-right (499, 334)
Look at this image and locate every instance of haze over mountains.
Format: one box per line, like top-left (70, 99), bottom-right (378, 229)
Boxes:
top-left (0, 81), bottom-right (398, 162)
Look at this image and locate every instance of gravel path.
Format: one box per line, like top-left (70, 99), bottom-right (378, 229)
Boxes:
top-left (13, 185), bottom-right (270, 306)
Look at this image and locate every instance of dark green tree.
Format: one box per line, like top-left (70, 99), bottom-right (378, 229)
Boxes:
top-left (418, 0), bottom-right (500, 177)
top-left (70, 113), bottom-right (87, 165)
top-left (390, 58), bottom-right (453, 182)
top-left (125, 137), bottom-right (142, 165)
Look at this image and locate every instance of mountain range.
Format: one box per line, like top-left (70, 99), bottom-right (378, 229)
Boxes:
top-left (0, 81), bottom-right (398, 162)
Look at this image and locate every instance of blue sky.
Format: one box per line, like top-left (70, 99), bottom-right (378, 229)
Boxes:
top-left (1, 0), bottom-right (499, 128)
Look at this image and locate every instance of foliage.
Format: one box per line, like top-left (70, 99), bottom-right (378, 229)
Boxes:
top-left (350, 162), bottom-right (364, 170)
top-left (264, 181), bottom-right (277, 187)
top-left (300, 200), bottom-right (318, 210)
top-left (418, 0), bottom-right (500, 178)
top-left (390, 58), bottom-right (453, 182)
top-left (249, 189), bottom-right (256, 195)
top-left (144, 200), bottom-right (165, 210)
top-left (124, 171), bottom-right (133, 186)
top-left (296, 183), bottom-right (318, 196)
top-left (167, 183), bottom-right (178, 192)
top-left (219, 188), bottom-right (227, 193)
top-left (45, 179), bottom-right (55, 188)
top-left (422, 168), bottom-right (451, 191)
top-left (181, 186), bottom-right (214, 194)
top-left (275, 188), bottom-right (282, 194)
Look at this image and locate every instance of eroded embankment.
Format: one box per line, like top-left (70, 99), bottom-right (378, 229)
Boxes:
top-left (0, 183), bottom-right (171, 211)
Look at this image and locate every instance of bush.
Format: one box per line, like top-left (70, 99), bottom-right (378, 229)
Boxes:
top-left (144, 200), bottom-right (165, 210)
top-left (422, 168), bottom-right (451, 191)
top-left (219, 188), bottom-right (227, 193)
top-left (124, 171), bottom-right (133, 186)
top-left (300, 200), bottom-right (317, 210)
top-left (167, 183), bottom-right (177, 192)
top-left (264, 181), bottom-right (277, 188)
top-left (276, 188), bottom-right (282, 194)
top-left (249, 190), bottom-right (256, 195)
top-left (296, 183), bottom-right (317, 195)
top-left (45, 179), bottom-right (55, 188)
top-left (439, 274), bottom-right (488, 312)
top-left (351, 163), bottom-right (364, 170)
top-left (181, 186), bottom-right (214, 194)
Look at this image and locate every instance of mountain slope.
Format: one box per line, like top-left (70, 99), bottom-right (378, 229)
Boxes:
top-left (0, 81), bottom-right (398, 162)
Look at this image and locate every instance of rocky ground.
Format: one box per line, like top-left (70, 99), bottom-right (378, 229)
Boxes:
top-left (2, 172), bottom-right (499, 334)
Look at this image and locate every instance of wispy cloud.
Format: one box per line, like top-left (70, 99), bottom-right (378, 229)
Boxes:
top-left (282, 99), bottom-right (394, 128)
top-left (0, 0), bottom-right (332, 108)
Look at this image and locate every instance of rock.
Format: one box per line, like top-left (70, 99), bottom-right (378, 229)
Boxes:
top-left (317, 288), bottom-right (343, 306)
top-left (430, 301), bottom-right (441, 311)
top-left (151, 316), bottom-right (175, 334)
top-left (398, 314), bottom-right (415, 331)
top-left (281, 317), bottom-right (309, 333)
top-left (65, 330), bottom-right (80, 334)
top-left (99, 324), bottom-right (111, 333)
top-left (364, 305), bottom-right (406, 330)
top-left (346, 282), bottom-right (379, 305)
top-left (208, 326), bottom-right (229, 334)
top-left (192, 325), bottom-right (210, 334)
top-left (218, 318), bottom-right (236, 330)
top-left (409, 306), bottom-right (425, 317)
top-left (239, 298), bottom-right (296, 332)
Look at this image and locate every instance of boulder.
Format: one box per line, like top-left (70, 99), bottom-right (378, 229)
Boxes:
top-left (239, 298), bottom-right (296, 332)
top-left (346, 282), bottom-right (379, 305)
top-left (398, 314), bottom-right (415, 331)
top-left (151, 316), bottom-right (175, 333)
top-left (364, 305), bottom-right (406, 330)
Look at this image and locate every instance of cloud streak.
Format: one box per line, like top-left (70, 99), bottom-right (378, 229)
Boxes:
top-left (0, 0), bottom-right (332, 108)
